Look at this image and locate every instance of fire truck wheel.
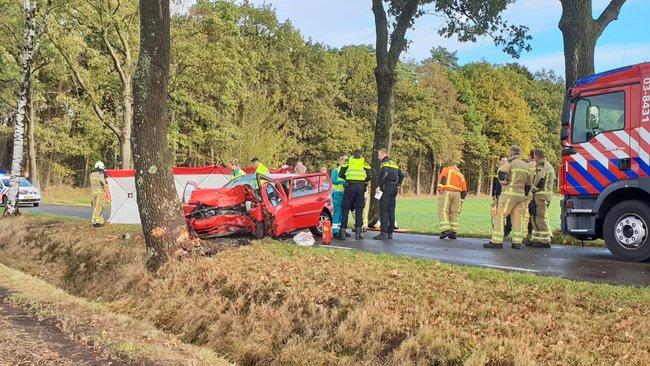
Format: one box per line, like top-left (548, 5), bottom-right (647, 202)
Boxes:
top-left (310, 210), bottom-right (331, 237)
top-left (254, 221), bottom-right (265, 239)
top-left (603, 200), bottom-right (650, 262)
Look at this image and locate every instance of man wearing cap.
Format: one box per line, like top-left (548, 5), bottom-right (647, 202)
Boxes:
top-left (485, 146), bottom-right (533, 249)
top-left (90, 161), bottom-right (108, 227)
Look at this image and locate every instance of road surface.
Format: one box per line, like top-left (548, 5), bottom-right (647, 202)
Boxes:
top-left (28, 204), bottom-right (650, 287)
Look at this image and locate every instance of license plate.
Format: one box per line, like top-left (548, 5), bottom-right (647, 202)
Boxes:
top-left (24, 195), bottom-right (34, 200)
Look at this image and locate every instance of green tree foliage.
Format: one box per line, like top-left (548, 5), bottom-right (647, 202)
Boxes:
top-left (0, 0), bottom-right (564, 195)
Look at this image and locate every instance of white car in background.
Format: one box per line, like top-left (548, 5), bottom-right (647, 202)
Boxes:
top-left (0, 175), bottom-right (41, 207)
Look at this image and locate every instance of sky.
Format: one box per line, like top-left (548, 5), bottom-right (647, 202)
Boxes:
top-left (246, 0), bottom-right (649, 78)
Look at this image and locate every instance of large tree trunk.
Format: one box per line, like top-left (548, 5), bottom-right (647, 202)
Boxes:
top-left (27, 77), bottom-right (39, 188)
top-left (369, 69), bottom-right (396, 217)
top-left (559, 0), bottom-right (627, 91)
top-left (5, 0), bottom-right (36, 216)
top-left (415, 154), bottom-right (421, 196)
top-left (132, 0), bottom-right (191, 271)
top-left (476, 168), bottom-right (483, 196)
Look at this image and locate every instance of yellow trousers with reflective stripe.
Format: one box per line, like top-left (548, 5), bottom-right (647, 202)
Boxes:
top-left (530, 196), bottom-right (551, 243)
top-left (91, 192), bottom-right (106, 225)
top-left (491, 194), bottom-right (525, 244)
top-left (438, 190), bottom-right (461, 233)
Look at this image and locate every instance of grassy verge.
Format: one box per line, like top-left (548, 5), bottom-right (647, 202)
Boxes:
top-left (41, 186), bottom-right (93, 206)
top-left (0, 263), bottom-right (230, 365)
top-left (0, 216), bottom-right (647, 365)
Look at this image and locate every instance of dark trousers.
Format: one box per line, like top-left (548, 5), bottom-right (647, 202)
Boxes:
top-left (380, 185), bottom-right (397, 234)
top-left (341, 184), bottom-right (365, 229)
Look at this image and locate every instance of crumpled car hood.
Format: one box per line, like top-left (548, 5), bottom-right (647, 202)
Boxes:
top-left (188, 185), bottom-right (257, 208)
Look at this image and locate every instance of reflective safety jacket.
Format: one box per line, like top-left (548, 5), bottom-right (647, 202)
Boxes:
top-left (331, 166), bottom-right (345, 192)
top-left (255, 163), bottom-right (270, 175)
top-left (340, 157), bottom-right (371, 183)
top-left (498, 155), bottom-right (533, 197)
top-left (437, 166), bottom-right (467, 193)
top-left (379, 156), bottom-right (404, 190)
top-left (90, 170), bottom-right (107, 194)
top-left (532, 160), bottom-right (556, 200)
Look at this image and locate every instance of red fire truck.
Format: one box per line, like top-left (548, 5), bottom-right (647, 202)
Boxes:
top-left (560, 62), bottom-right (650, 262)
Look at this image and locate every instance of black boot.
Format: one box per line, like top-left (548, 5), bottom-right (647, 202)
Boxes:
top-left (336, 230), bottom-right (346, 241)
top-left (448, 232), bottom-right (458, 240)
top-left (373, 232), bottom-right (389, 240)
top-left (483, 241), bottom-right (503, 249)
top-left (387, 233), bottom-right (393, 240)
top-left (355, 228), bottom-right (363, 240)
top-left (511, 243), bottom-right (521, 250)
top-left (523, 238), bottom-right (534, 247)
top-left (439, 230), bottom-right (451, 239)
top-left (531, 242), bottom-right (551, 248)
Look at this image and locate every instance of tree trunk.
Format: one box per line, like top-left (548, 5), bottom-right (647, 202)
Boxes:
top-left (5, 0), bottom-right (36, 216)
top-left (476, 168), bottom-right (483, 196)
top-left (27, 76), bottom-right (39, 188)
top-left (429, 163), bottom-right (437, 196)
top-left (132, 0), bottom-right (191, 271)
top-left (369, 69), bottom-right (396, 218)
top-left (415, 155), bottom-right (422, 196)
top-left (120, 78), bottom-right (133, 169)
top-left (559, 0), bottom-right (627, 90)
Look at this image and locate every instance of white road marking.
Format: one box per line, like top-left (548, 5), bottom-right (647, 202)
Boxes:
top-left (480, 264), bottom-right (539, 273)
top-left (322, 245), bottom-right (352, 250)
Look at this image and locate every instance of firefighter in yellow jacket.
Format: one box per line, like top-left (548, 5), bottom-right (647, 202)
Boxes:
top-left (90, 161), bottom-right (108, 228)
top-left (526, 149), bottom-right (556, 248)
top-left (485, 146), bottom-right (533, 249)
top-left (437, 164), bottom-right (468, 240)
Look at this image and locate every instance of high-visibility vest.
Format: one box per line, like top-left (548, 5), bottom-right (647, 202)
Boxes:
top-left (255, 163), bottom-right (270, 175)
top-left (437, 166), bottom-right (467, 192)
top-left (332, 167), bottom-right (344, 192)
top-left (344, 157), bottom-right (369, 182)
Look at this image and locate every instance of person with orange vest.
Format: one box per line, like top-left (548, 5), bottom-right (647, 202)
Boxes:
top-left (437, 164), bottom-right (468, 240)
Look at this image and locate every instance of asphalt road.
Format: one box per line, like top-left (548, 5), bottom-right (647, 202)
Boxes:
top-left (27, 204), bottom-right (650, 287)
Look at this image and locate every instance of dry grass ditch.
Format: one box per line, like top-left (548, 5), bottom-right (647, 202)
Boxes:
top-left (0, 216), bottom-right (648, 365)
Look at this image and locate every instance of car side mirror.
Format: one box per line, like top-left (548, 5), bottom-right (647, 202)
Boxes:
top-left (560, 126), bottom-right (570, 141)
top-left (183, 181), bottom-right (198, 203)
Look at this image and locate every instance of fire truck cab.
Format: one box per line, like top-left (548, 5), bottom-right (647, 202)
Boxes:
top-left (560, 62), bottom-right (650, 262)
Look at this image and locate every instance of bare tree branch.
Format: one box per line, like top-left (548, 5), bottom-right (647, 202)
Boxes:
top-left (595, 0), bottom-right (626, 37)
top-left (387, 0), bottom-right (420, 67)
top-left (372, 0), bottom-right (389, 64)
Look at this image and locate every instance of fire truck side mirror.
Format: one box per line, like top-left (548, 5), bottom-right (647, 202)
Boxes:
top-left (560, 126), bottom-right (570, 141)
top-left (561, 96), bottom-right (571, 127)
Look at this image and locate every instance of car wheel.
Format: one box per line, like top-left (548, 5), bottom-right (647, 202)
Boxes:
top-left (310, 210), bottom-right (331, 237)
top-left (253, 221), bottom-right (265, 239)
top-left (603, 200), bottom-right (650, 262)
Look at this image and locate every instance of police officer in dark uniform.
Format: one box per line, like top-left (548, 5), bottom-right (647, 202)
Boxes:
top-left (374, 148), bottom-right (403, 240)
top-left (338, 150), bottom-right (372, 240)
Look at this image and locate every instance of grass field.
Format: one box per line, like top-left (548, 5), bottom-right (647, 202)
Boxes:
top-left (0, 216), bottom-right (647, 365)
top-left (41, 186), bottom-right (92, 206)
top-left (395, 195), bottom-right (561, 237)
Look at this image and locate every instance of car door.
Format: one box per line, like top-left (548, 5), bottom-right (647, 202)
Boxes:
top-left (288, 175), bottom-right (326, 229)
top-left (257, 174), bottom-right (294, 236)
top-left (566, 86), bottom-right (632, 195)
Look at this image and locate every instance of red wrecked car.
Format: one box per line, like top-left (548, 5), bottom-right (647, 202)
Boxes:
top-left (183, 173), bottom-right (333, 239)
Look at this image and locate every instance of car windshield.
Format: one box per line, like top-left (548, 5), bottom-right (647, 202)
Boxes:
top-left (224, 174), bottom-right (258, 189)
top-left (1, 178), bottom-right (33, 188)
